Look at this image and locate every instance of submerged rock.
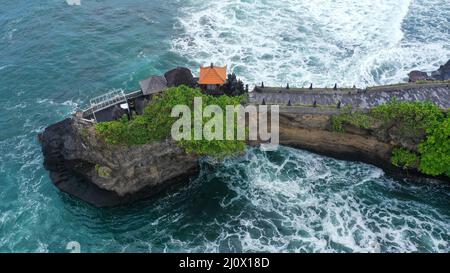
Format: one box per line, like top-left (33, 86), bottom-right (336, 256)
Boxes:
top-left (40, 117), bottom-right (199, 207)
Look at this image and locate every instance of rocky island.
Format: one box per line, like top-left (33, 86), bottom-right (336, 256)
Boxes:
top-left (39, 61), bottom-right (450, 207)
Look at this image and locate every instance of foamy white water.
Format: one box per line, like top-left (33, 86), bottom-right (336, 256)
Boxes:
top-left (1, 0), bottom-right (449, 253)
top-left (172, 0), bottom-right (450, 87)
top-left (198, 147), bottom-right (450, 252)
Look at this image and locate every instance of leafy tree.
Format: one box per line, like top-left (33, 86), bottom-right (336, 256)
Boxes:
top-left (371, 99), bottom-right (444, 133)
top-left (332, 100), bottom-right (449, 178)
top-left (178, 92), bottom-right (246, 158)
top-left (391, 148), bottom-right (420, 170)
top-left (418, 117), bottom-right (450, 176)
top-left (222, 73), bottom-right (246, 96)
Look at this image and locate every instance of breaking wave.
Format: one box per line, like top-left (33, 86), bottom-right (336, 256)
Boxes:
top-left (90, 147), bottom-right (449, 253)
top-left (1, 0), bottom-right (449, 253)
top-left (172, 0), bottom-right (450, 87)
top-left (167, 147), bottom-right (450, 252)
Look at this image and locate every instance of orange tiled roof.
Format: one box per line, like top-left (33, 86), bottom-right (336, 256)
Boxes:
top-left (198, 65), bottom-right (227, 85)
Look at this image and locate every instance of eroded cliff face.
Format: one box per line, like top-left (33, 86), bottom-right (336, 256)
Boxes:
top-left (40, 104), bottom-right (447, 207)
top-left (279, 109), bottom-right (392, 170)
top-left (277, 107), bottom-right (447, 183)
top-left (40, 118), bottom-right (199, 207)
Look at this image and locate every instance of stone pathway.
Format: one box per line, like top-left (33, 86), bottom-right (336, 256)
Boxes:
top-left (250, 84), bottom-right (450, 109)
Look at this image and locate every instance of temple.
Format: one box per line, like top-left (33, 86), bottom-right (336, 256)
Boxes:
top-left (198, 63), bottom-right (227, 95)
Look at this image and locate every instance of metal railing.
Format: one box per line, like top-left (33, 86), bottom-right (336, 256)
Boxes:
top-left (90, 89), bottom-right (127, 113)
top-left (82, 89), bottom-right (144, 121)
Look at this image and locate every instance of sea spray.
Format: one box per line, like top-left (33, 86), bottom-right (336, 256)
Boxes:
top-left (172, 0), bottom-right (450, 87)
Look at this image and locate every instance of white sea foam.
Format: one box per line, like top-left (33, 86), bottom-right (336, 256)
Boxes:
top-left (193, 146), bottom-right (450, 253)
top-left (2, 0), bottom-right (449, 253)
top-left (172, 0), bottom-right (450, 87)
top-left (35, 98), bottom-right (80, 117)
top-left (5, 102), bottom-right (27, 111)
top-left (0, 65), bottom-right (11, 71)
top-left (66, 0), bottom-right (81, 6)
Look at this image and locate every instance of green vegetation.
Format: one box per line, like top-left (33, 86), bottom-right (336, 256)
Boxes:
top-left (332, 100), bottom-right (449, 177)
top-left (418, 117), bottom-right (450, 176)
top-left (391, 148), bottom-right (419, 170)
top-left (177, 92), bottom-right (246, 158)
top-left (415, 80), bottom-right (450, 84)
top-left (371, 99), bottom-right (443, 133)
top-left (95, 86), bottom-right (246, 158)
top-left (332, 106), bottom-right (375, 132)
top-left (95, 164), bottom-right (111, 178)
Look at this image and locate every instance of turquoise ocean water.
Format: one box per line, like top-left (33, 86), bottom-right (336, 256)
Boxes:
top-left (0, 0), bottom-right (449, 252)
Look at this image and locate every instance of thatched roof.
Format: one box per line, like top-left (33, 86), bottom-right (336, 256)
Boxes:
top-left (164, 67), bottom-right (195, 87)
top-left (139, 76), bottom-right (167, 95)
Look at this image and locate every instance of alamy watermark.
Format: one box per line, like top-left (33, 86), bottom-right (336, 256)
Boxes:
top-left (170, 97), bottom-right (279, 150)
top-left (66, 241), bottom-right (81, 253)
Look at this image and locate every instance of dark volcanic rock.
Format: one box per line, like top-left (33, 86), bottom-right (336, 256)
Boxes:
top-left (40, 99), bottom-right (449, 208)
top-left (431, 59), bottom-right (450, 81)
top-left (408, 70), bottom-right (430, 82)
top-left (164, 67), bottom-right (195, 87)
top-left (409, 59), bottom-right (450, 82)
top-left (40, 117), bottom-right (199, 207)
top-left (40, 61), bottom-right (450, 207)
